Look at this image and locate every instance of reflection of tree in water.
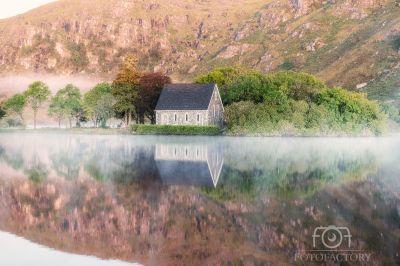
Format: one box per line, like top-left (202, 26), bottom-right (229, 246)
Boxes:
top-left (50, 139), bottom-right (85, 181)
top-left (0, 143), bottom-right (48, 184)
top-left (201, 167), bottom-right (259, 202)
top-left (0, 147), bottom-right (25, 171)
top-left (24, 154), bottom-right (49, 184)
top-left (203, 149), bottom-right (378, 201)
top-left (0, 139), bottom-right (49, 184)
top-left (19, 186), bottom-right (58, 218)
top-left (83, 140), bottom-right (115, 182)
top-left (51, 151), bottom-right (81, 181)
top-left (110, 145), bottom-right (166, 210)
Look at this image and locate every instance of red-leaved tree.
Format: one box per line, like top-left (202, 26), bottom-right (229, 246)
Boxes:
top-left (135, 72), bottom-right (171, 124)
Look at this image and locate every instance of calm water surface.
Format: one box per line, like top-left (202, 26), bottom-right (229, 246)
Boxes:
top-left (0, 132), bottom-right (399, 265)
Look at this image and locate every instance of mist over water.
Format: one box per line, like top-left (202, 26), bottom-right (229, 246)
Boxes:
top-left (0, 133), bottom-right (399, 265)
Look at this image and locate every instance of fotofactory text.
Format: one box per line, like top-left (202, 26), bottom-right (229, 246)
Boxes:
top-left (295, 225), bottom-right (373, 263)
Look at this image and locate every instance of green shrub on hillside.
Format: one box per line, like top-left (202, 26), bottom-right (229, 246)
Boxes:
top-left (130, 124), bottom-right (221, 135)
top-left (379, 102), bottom-right (400, 122)
top-left (196, 68), bottom-right (326, 106)
top-left (315, 87), bottom-right (386, 135)
top-left (223, 89), bottom-right (386, 136)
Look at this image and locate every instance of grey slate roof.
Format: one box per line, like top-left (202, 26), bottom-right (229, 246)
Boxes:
top-left (155, 83), bottom-right (215, 111)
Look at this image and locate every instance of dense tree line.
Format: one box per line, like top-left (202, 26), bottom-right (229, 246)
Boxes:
top-left (0, 55), bottom-right (171, 129)
top-left (196, 66), bottom-right (399, 136)
top-left (1, 62), bottom-right (398, 134)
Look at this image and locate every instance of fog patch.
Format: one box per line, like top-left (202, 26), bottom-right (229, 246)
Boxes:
top-left (0, 73), bottom-right (111, 101)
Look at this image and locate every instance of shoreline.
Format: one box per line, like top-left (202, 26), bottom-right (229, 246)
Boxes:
top-left (1, 127), bottom-right (399, 137)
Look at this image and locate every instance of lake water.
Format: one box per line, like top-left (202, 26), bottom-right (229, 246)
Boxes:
top-left (0, 132), bottom-right (399, 265)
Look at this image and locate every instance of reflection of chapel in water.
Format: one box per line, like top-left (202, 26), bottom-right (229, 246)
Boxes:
top-left (155, 144), bottom-right (223, 187)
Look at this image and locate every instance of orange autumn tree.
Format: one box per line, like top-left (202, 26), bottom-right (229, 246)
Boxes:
top-left (111, 55), bottom-right (142, 128)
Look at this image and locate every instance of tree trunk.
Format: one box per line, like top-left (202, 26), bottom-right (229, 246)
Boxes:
top-left (20, 114), bottom-right (26, 130)
top-left (128, 109), bottom-right (132, 127)
top-left (59, 117), bottom-right (61, 129)
top-left (69, 117), bottom-right (72, 128)
top-left (125, 110), bottom-right (128, 128)
top-left (34, 110), bottom-right (37, 129)
top-left (139, 112), bottom-right (144, 124)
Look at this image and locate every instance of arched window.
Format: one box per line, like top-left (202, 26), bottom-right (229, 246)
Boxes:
top-left (185, 113), bottom-right (188, 122)
top-left (174, 114), bottom-right (177, 122)
top-left (197, 114), bottom-right (200, 122)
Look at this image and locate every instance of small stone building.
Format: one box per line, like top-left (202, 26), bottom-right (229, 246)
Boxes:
top-left (154, 83), bottom-right (224, 128)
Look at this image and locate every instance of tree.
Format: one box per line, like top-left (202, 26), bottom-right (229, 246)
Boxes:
top-left (6, 118), bottom-right (23, 128)
top-left (83, 82), bottom-right (112, 127)
top-left (267, 71), bottom-right (326, 102)
top-left (56, 84), bottom-right (82, 128)
top-left (23, 81), bottom-right (51, 129)
top-left (94, 94), bottom-right (117, 127)
top-left (379, 102), bottom-right (400, 122)
top-left (4, 94), bottom-right (26, 129)
top-left (73, 100), bottom-right (86, 127)
top-left (0, 103), bottom-right (5, 120)
top-left (195, 65), bottom-right (249, 88)
top-left (195, 66), bottom-right (266, 105)
top-left (136, 72), bottom-right (171, 124)
top-left (112, 55), bottom-right (142, 128)
top-left (48, 94), bottom-right (66, 128)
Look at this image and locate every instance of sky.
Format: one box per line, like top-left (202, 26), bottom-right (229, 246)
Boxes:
top-left (0, 0), bottom-right (59, 19)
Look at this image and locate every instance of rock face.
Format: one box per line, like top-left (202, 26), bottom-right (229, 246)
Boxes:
top-left (0, 0), bottom-right (398, 91)
top-left (305, 38), bottom-right (325, 52)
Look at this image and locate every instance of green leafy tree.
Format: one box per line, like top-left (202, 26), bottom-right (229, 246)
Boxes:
top-left (5, 118), bottom-right (23, 128)
top-left (112, 55), bottom-right (142, 128)
top-left (0, 103), bottom-right (5, 120)
top-left (267, 71), bottom-right (326, 102)
top-left (379, 103), bottom-right (400, 122)
top-left (56, 84), bottom-right (82, 128)
top-left (48, 94), bottom-right (66, 128)
top-left (195, 66), bottom-right (261, 104)
top-left (195, 65), bottom-right (249, 88)
top-left (197, 68), bottom-right (325, 106)
top-left (94, 94), bottom-right (117, 127)
top-left (23, 81), bottom-right (51, 129)
top-left (4, 94), bottom-right (26, 129)
top-left (83, 82), bottom-right (112, 127)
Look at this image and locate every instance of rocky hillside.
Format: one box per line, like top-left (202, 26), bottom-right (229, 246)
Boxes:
top-left (0, 0), bottom-right (400, 101)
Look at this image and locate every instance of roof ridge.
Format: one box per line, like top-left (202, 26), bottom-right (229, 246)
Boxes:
top-left (155, 83), bottom-right (217, 111)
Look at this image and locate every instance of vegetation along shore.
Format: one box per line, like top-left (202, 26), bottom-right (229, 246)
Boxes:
top-left (1, 58), bottom-right (399, 137)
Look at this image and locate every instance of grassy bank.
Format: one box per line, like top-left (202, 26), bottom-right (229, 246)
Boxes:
top-left (130, 124), bottom-right (221, 135)
top-left (0, 127), bottom-right (132, 135)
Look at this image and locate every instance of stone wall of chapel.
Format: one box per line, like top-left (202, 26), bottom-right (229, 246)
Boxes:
top-left (207, 87), bottom-right (224, 129)
top-left (156, 111), bottom-right (208, 125)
